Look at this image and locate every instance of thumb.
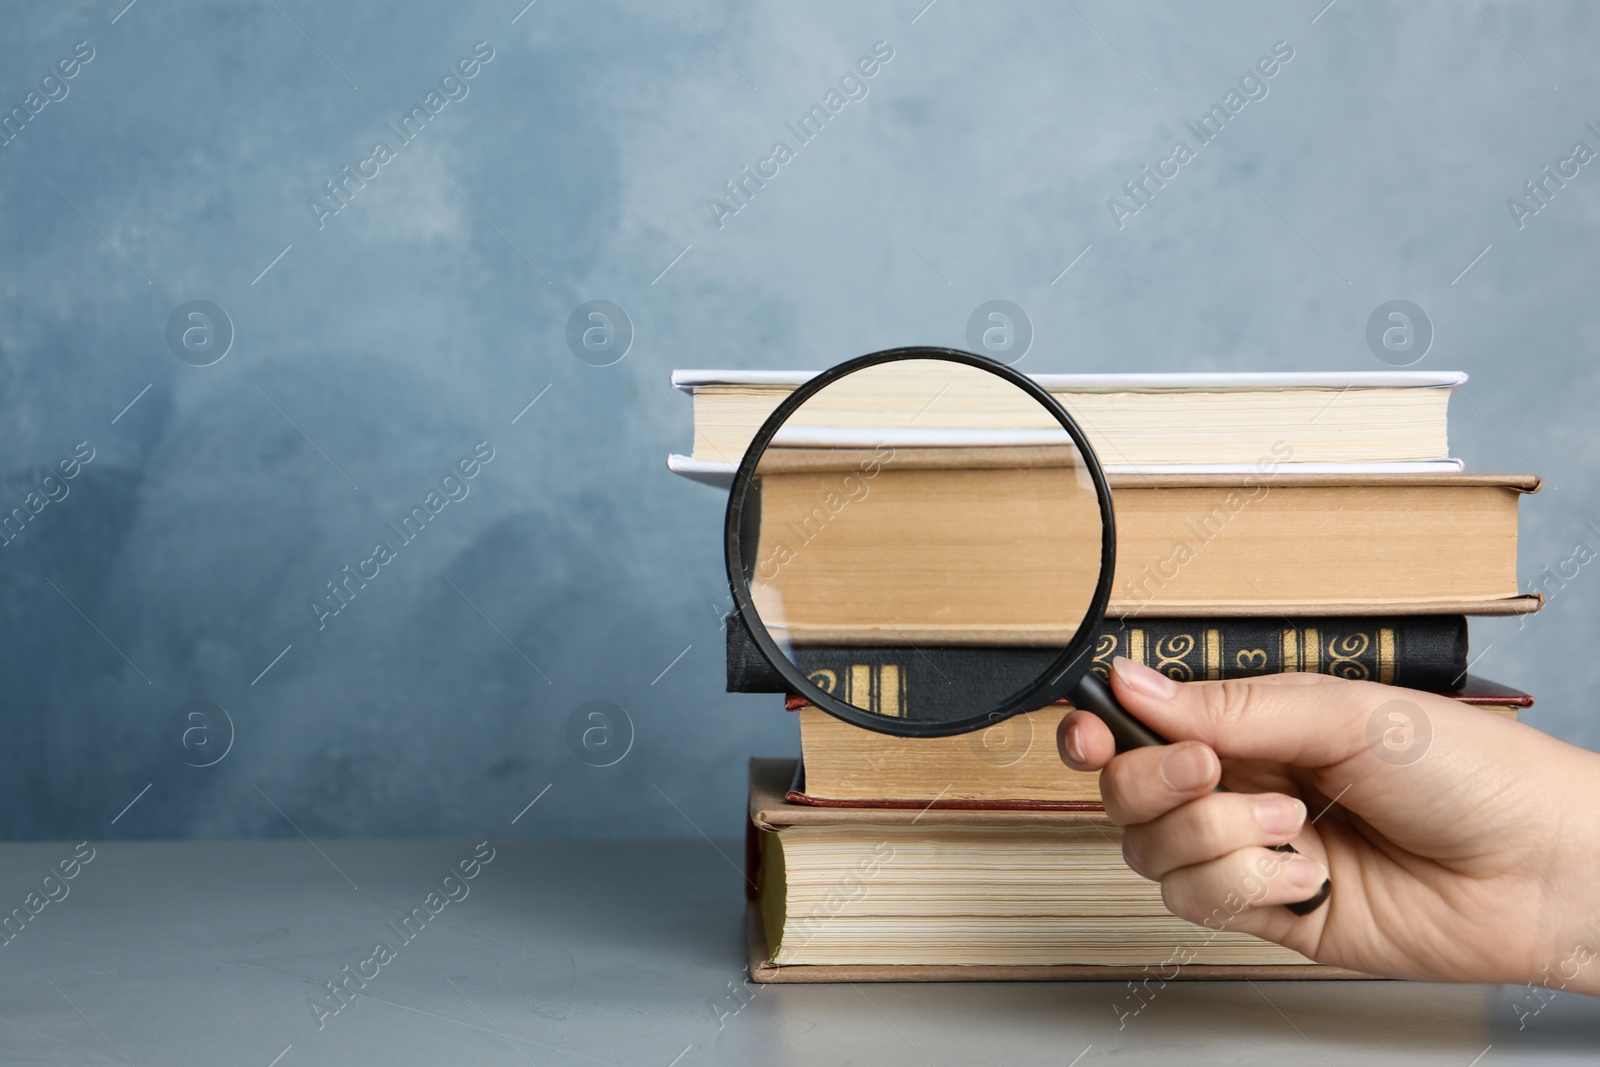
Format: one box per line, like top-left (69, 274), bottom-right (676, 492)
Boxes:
top-left (1106, 656), bottom-right (1428, 771)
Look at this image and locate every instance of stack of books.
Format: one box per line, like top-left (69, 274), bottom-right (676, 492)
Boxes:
top-left (670, 369), bottom-right (1537, 982)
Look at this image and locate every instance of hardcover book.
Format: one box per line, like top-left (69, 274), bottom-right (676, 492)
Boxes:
top-left (778, 678), bottom-right (1531, 806)
top-left (746, 758), bottom-right (1366, 982)
top-left (742, 467), bottom-right (1539, 622)
top-left (726, 612), bottom-right (1473, 695)
top-left (676, 368), bottom-right (1465, 468)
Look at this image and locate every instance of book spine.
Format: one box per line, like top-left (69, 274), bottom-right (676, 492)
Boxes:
top-left (727, 613), bottom-right (1468, 694)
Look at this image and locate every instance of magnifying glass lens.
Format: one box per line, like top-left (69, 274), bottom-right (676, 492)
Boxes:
top-left (739, 357), bottom-right (1104, 730)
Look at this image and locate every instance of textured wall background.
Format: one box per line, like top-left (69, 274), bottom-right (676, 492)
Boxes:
top-left (0, 0), bottom-right (1594, 840)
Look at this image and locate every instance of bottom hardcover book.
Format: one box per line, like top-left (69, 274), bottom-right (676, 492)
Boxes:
top-left (745, 758), bottom-right (1369, 983)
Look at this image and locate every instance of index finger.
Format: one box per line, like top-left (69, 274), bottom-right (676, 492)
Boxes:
top-left (1107, 658), bottom-right (1415, 769)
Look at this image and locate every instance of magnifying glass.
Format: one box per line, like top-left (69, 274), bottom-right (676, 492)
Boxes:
top-left (724, 346), bottom-right (1329, 916)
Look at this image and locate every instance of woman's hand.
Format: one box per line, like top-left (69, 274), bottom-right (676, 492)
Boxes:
top-left (1057, 657), bottom-right (1600, 993)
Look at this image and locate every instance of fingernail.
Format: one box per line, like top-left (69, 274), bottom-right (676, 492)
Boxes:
top-left (1285, 856), bottom-right (1327, 889)
top-left (1063, 720), bottom-right (1086, 766)
top-left (1158, 744), bottom-right (1216, 791)
top-left (1113, 656), bottom-right (1178, 699)
top-left (1253, 795), bottom-right (1306, 837)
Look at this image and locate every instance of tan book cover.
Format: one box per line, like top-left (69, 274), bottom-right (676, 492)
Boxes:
top-left (791, 679), bottom-right (1528, 805)
top-left (752, 470), bottom-right (1539, 633)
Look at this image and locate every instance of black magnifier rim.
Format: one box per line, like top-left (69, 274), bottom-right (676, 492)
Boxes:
top-left (723, 345), bottom-right (1117, 738)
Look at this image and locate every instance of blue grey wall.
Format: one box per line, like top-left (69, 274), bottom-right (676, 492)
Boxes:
top-left (1, 0), bottom-right (1595, 840)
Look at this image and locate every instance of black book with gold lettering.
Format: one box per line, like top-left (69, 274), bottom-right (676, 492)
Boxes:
top-left (726, 612), bottom-right (1469, 701)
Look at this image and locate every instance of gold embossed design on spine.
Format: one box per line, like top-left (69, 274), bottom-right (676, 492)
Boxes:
top-left (1302, 628), bottom-right (1320, 674)
top-left (849, 664), bottom-right (872, 711)
top-left (1205, 629), bottom-right (1221, 681)
top-left (1155, 633), bottom-right (1196, 682)
top-left (1282, 628), bottom-right (1300, 673)
top-left (1128, 628), bottom-right (1146, 669)
top-left (879, 664), bottom-right (903, 717)
top-left (1091, 632), bottom-right (1118, 679)
top-left (1326, 632), bottom-right (1372, 681)
top-left (1378, 627), bottom-right (1396, 685)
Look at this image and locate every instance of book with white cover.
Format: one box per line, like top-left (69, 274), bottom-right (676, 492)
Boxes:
top-left (668, 369), bottom-right (1467, 483)
top-left (666, 454), bottom-right (1466, 489)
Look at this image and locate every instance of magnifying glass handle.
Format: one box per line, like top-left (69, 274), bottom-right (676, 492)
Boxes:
top-left (1068, 672), bottom-right (1331, 917)
top-left (1068, 671), bottom-right (1171, 749)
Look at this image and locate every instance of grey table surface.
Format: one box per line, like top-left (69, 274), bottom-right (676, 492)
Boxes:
top-left (0, 838), bottom-right (1595, 1066)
